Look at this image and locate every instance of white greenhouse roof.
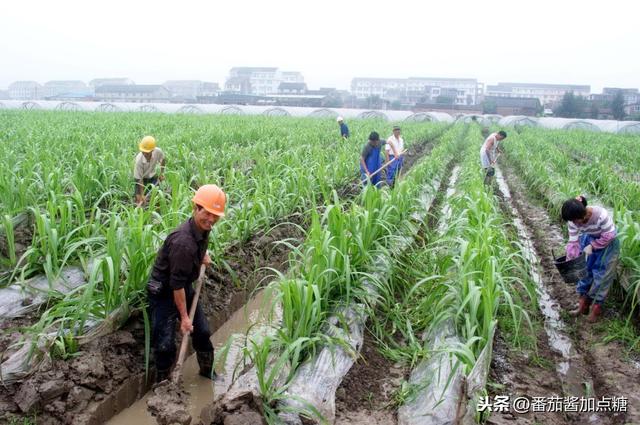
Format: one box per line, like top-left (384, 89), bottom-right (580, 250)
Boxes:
top-left (498, 115), bottom-right (539, 127)
top-left (537, 117), bottom-right (600, 132)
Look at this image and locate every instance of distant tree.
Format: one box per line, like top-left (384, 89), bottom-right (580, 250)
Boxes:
top-left (436, 95), bottom-right (455, 104)
top-left (482, 99), bottom-right (497, 114)
top-left (611, 91), bottom-right (626, 120)
top-left (366, 95), bottom-right (382, 109)
top-left (589, 102), bottom-right (600, 119)
top-left (322, 96), bottom-right (343, 108)
top-left (391, 100), bottom-right (403, 110)
top-left (554, 92), bottom-right (588, 118)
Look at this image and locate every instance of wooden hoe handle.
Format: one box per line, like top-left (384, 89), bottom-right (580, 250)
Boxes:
top-left (171, 264), bottom-right (206, 383)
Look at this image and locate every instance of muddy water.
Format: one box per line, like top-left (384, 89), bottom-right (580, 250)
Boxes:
top-left (107, 291), bottom-right (271, 425)
top-left (495, 168), bottom-right (587, 396)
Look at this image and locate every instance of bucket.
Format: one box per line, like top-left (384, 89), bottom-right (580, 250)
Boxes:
top-left (553, 250), bottom-right (587, 283)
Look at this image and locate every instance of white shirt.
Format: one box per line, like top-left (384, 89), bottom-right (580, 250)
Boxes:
top-left (481, 133), bottom-right (499, 157)
top-left (134, 148), bottom-right (164, 180)
top-left (385, 135), bottom-right (404, 157)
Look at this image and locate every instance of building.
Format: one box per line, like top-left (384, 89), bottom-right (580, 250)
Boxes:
top-left (163, 80), bottom-right (220, 100)
top-left (280, 72), bottom-right (304, 83)
top-left (200, 82), bottom-right (220, 97)
top-left (225, 67), bottom-right (305, 96)
top-left (8, 81), bottom-right (43, 99)
top-left (486, 82), bottom-right (591, 107)
top-left (278, 82), bottom-right (307, 95)
top-left (89, 78), bottom-right (134, 89)
top-left (95, 84), bottom-right (171, 103)
top-left (350, 77), bottom-right (483, 105)
top-left (43, 80), bottom-right (88, 98)
top-left (483, 96), bottom-right (541, 116)
top-left (224, 77), bottom-right (252, 95)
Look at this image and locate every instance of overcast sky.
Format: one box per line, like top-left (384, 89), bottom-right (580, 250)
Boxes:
top-left (2, 0), bottom-right (639, 92)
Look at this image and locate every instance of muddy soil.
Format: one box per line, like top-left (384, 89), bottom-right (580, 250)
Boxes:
top-left (487, 162), bottom-right (640, 424)
top-left (0, 314), bottom-right (38, 354)
top-left (334, 332), bottom-right (405, 425)
top-left (0, 217), bottom-right (306, 425)
top-left (200, 213), bottom-right (306, 325)
top-left (0, 219), bottom-right (33, 269)
top-left (488, 329), bottom-right (569, 425)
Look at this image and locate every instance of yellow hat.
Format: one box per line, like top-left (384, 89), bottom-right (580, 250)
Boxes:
top-left (139, 136), bottom-right (156, 153)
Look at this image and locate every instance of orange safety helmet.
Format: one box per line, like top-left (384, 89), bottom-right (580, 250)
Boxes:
top-left (139, 136), bottom-right (157, 153)
top-left (192, 184), bottom-right (226, 217)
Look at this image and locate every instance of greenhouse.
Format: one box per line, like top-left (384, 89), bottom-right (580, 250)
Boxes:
top-left (404, 111), bottom-right (454, 123)
top-left (220, 105), bottom-right (244, 115)
top-left (584, 119), bottom-right (640, 134)
top-left (498, 115), bottom-right (539, 127)
top-left (307, 108), bottom-right (339, 118)
top-left (537, 117), bottom-right (601, 131)
top-left (482, 114), bottom-right (502, 123)
top-left (456, 114), bottom-right (491, 126)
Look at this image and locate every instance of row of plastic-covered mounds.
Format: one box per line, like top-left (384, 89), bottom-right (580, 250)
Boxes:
top-left (1, 100), bottom-right (639, 133)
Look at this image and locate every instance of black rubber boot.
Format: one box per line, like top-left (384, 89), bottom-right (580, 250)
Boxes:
top-left (156, 368), bottom-right (171, 383)
top-left (196, 351), bottom-right (216, 379)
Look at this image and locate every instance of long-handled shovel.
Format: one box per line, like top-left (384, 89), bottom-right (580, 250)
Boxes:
top-left (171, 263), bottom-right (207, 383)
top-left (366, 149), bottom-right (407, 184)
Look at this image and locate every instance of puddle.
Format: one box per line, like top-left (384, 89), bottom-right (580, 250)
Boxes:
top-left (495, 168), bottom-right (583, 391)
top-left (107, 290), bottom-right (273, 425)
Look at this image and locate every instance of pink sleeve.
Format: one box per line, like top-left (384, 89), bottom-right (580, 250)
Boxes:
top-left (591, 230), bottom-right (616, 250)
top-left (566, 241), bottom-right (581, 260)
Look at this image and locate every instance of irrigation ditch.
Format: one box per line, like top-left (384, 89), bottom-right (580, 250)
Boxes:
top-left (0, 130), bottom-right (450, 425)
top-left (486, 161), bottom-right (640, 424)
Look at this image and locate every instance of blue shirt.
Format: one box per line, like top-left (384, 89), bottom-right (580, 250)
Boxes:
top-left (340, 122), bottom-right (350, 138)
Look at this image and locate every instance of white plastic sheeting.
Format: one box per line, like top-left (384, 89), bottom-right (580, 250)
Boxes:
top-left (537, 117), bottom-right (600, 132)
top-left (398, 321), bottom-right (465, 425)
top-left (220, 105), bottom-right (244, 115)
top-left (263, 107), bottom-right (290, 117)
top-left (0, 100), bottom-right (416, 121)
top-left (405, 111), bottom-right (454, 123)
top-left (498, 115), bottom-right (539, 128)
top-left (584, 119), bottom-right (640, 134)
top-left (457, 114), bottom-right (491, 126)
top-left (307, 108), bottom-right (339, 118)
top-left (483, 114), bottom-right (502, 123)
top-left (0, 267), bottom-right (87, 318)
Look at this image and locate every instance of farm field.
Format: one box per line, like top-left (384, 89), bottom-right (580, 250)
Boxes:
top-left (0, 111), bottom-right (639, 425)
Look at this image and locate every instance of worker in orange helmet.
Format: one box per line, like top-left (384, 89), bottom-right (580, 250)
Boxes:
top-left (134, 135), bottom-right (166, 206)
top-left (146, 184), bottom-right (226, 382)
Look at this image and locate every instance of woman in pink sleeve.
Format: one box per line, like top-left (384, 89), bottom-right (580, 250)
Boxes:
top-left (561, 196), bottom-right (619, 322)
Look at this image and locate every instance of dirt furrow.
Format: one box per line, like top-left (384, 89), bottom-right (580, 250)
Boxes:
top-left (488, 162), bottom-right (639, 424)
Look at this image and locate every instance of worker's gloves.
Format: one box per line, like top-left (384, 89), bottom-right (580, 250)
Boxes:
top-left (583, 245), bottom-right (593, 257)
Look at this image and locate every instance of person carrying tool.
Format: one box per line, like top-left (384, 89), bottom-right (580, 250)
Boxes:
top-left (385, 126), bottom-right (404, 187)
top-left (360, 131), bottom-right (384, 187)
top-left (146, 184), bottom-right (226, 382)
top-left (480, 130), bottom-right (507, 185)
top-left (134, 135), bottom-right (166, 206)
top-left (562, 196), bottom-right (619, 323)
top-left (337, 116), bottom-right (350, 139)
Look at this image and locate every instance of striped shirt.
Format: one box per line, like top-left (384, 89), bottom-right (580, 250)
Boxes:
top-left (567, 206), bottom-right (616, 256)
